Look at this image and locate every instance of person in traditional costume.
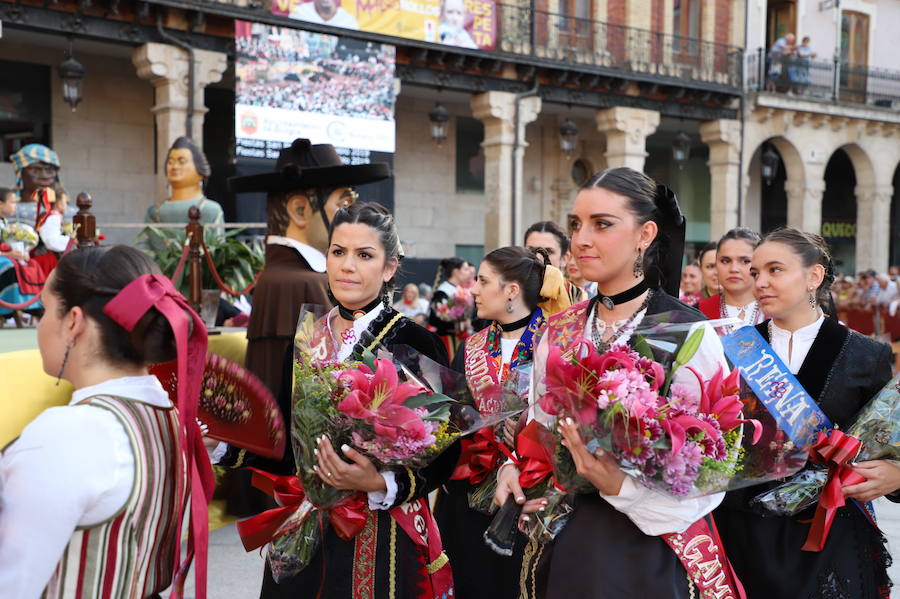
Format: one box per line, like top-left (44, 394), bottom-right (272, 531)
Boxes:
top-left (678, 262), bottom-right (703, 307)
top-left (496, 167), bottom-right (737, 599)
top-left (524, 221), bottom-right (589, 305)
top-left (222, 139), bottom-right (389, 515)
top-left (714, 227), bottom-right (900, 599)
top-left (9, 144), bottom-right (75, 224)
top-left (698, 240), bottom-right (720, 298)
top-left (0, 245), bottom-right (213, 598)
top-left (0, 188), bottom-right (42, 318)
top-left (434, 245), bottom-right (570, 599)
top-left (258, 202), bottom-right (455, 599)
top-left (428, 256), bottom-right (476, 358)
top-left (145, 137), bottom-right (225, 228)
top-left (698, 228), bottom-right (764, 332)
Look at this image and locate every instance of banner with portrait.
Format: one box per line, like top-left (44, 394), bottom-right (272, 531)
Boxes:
top-left (234, 20), bottom-right (396, 217)
top-left (270, 0), bottom-right (497, 50)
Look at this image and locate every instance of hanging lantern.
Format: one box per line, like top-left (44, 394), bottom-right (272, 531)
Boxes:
top-left (428, 103), bottom-right (450, 145)
top-left (58, 53), bottom-right (86, 112)
top-left (672, 130), bottom-right (691, 167)
top-left (760, 144), bottom-right (780, 185)
top-left (559, 118), bottom-right (579, 155)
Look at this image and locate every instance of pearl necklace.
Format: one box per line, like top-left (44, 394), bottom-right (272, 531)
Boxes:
top-left (591, 290), bottom-right (654, 354)
top-left (719, 294), bottom-right (760, 333)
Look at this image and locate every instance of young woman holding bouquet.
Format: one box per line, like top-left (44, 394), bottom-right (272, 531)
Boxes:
top-left (698, 228), bottom-right (764, 332)
top-left (713, 228), bottom-right (899, 599)
top-left (428, 256), bottom-right (476, 359)
top-left (259, 202), bottom-right (457, 599)
top-left (434, 245), bottom-right (570, 599)
top-left (495, 167), bottom-right (733, 599)
top-left (0, 246), bottom-right (212, 598)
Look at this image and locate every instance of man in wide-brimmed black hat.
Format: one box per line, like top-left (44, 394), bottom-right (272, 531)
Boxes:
top-left (221, 139), bottom-right (389, 512)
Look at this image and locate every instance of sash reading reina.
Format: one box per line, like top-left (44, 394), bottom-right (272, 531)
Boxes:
top-left (721, 325), bottom-right (832, 449)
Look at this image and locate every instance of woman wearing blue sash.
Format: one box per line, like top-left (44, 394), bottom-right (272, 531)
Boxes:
top-left (434, 246), bottom-right (569, 599)
top-left (714, 227), bottom-right (899, 599)
top-left (495, 168), bottom-right (737, 599)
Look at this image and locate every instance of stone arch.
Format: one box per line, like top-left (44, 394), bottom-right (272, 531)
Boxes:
top-left (839, 142), bottom-right (877, 189)
top-left (744, 136), bottom-right (804, 235)
top-left (822, 148), bottom-right (859, 274)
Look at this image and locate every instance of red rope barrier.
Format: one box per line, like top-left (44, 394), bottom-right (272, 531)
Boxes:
top-left (0, 293), bottom-right (43, 311)
top-left (170, 242), bottom-right (191, 283)
top-left (200, 240), bottom-right (261, 297)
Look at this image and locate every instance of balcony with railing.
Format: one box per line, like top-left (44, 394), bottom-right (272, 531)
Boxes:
top-left (496, 3), bottom-right (742, 89)
top-left (746, 48), bottom-right (900, 109)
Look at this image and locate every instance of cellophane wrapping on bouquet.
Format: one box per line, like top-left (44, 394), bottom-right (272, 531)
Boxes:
top-left (265, 308), bottom-right (522, 582)
top-left (532, 312), bottom-right (809, 518)
top-left (752, 372), bottom-right (900, 516)
top-left (457, 364), bottom-right (534, 515)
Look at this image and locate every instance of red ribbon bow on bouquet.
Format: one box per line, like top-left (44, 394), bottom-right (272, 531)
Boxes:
top-left (801, 429), bottom-right (868, 552)
top-left (496, 420), bottom-right (558, 491)
top-left (236, 468), bottom-right (369, 551)
top-left (451, 428), bottom-right (503, 485)
top-left (102, 274), bottom-right (214, 599)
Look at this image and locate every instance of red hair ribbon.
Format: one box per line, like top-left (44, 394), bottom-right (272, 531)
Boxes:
top-left (801, 429), bottom-right (868, 552)
top-left (102, 273), bottom-right (214, 598)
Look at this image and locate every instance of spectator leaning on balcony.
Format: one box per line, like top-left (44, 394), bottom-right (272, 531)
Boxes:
top-left (767, 32), bottom-right (795, 91)
top-left (789, 36), bottom-right (816, 93)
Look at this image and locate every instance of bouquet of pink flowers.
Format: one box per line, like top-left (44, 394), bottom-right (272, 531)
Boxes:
top-left (539, 338), bottom-right (762, 497)
top-left (433, 286), bottom-right (475, 324)
top-left (246, 310), bottom-right (519, 582)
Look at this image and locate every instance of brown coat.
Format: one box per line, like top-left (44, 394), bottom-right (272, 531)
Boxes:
top-left (246, 243), bottom-right (330, 400)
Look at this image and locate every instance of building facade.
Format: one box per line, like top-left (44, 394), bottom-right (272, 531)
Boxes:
top-left (0, 0), bottom-right (896, 273)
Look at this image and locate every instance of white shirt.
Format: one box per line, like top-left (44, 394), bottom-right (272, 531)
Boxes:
top-left (500, 337), bottom-right (517, 365)
top-left (290, 2), bottom-right (359, 28)
top-left (37, 213), bottom-right (70, 253)
top-left (0, 376), bottom-right (171, 598)
top-left (526, 303), bottom-right (727, 536)
top-left (768, 315), bottom-right (825, 374)
top-left (267, 235), bottom-right (326, 273)
top-left (722, 300), bottom-right (763, 328)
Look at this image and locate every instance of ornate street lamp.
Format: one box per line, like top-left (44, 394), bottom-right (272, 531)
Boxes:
top-left (559, 118), bottom-right (579, 156)
top-left (760, 144), bottom-right (780, 185)
top-left (671, 131), bottom-right (691, 167)
top-left (428, 103), bottom-right (450, 145)
top-left (58, 47), bottom-right (86, 112)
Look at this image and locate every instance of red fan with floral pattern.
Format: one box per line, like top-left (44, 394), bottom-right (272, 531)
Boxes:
top-left (151, 354), bottom-right (286, 459)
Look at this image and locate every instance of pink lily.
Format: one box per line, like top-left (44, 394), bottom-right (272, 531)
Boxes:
top-left (687, 366), bottom-right (762, 444)
top-left (338, 359), bottom-right (427, 440)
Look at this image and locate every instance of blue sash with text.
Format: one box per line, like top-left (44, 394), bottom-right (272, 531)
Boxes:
top-left (721, 325), bottom-right (832, 449)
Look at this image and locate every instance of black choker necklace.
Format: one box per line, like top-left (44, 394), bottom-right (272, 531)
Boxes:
top-left (498, 313), bottom-right (533, 332)
top-left (597, 280), bottom-right (649, 310)
top-left (338, 297), bottom-right (382, 321)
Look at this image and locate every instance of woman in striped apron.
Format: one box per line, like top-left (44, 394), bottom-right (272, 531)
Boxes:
top-left (0, 245), bottom-right (212, 599)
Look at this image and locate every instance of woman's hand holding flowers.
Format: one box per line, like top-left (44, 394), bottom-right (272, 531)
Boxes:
top-left (844, 460), bottom-right (900, 503)
top-left (558, 417), bottom-right (626, 496)
top-left (314, 435), bottom-right (387, 493)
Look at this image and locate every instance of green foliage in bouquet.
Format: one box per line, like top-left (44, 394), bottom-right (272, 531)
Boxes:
top-left (136, 226), bottom-right (264, 295)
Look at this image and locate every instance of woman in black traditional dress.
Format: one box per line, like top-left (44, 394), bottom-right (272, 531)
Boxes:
top-left (714, 227), bottom-right (900, 599)
top-left (259, 202), bottom-right (456, 599)
top-left (428, 256), bottom-right (476, 359)
top-left (495, 167), bottom-right (736, 599)
top-left (434, 246), bottom-right (569, 599)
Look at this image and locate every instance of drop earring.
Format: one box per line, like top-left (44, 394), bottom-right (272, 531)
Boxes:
top-left (507, 298), bottom-right (515, 313)
top-left (808, 290), bottom-right (817, 309)
top-left (56, 343), bottom-right (72, 386)
top-left (633, 248), bottom-right (644, 278)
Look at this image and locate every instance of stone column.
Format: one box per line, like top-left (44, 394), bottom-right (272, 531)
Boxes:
top-left (595, 107), bottom-right (660, 171)
top-left (785, 179), bottom-right (825, 234)
top-left (700, 119), bottom-right (742, 240)
top-left (132, 43), bottom-right (227, 200)
top-left (471, 91), bottom-right (541, 251)
top-left (855, 184), bottom-right (893, 272)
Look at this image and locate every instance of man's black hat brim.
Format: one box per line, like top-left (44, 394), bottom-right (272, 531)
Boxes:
top-left (228, 162), bottom-right (391, 194)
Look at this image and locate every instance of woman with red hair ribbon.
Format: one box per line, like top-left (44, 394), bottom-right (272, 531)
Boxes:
top-left (0, 245), bottom-right (213, 599)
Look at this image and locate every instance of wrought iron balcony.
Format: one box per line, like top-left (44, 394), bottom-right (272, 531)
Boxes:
top-left (496, 3), bottom-right (742, 89)
top-left (746, 48), bottom-right (900, 109)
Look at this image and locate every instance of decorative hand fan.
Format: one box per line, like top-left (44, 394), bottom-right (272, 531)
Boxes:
top-left (151, 354), bottom-right (286, 459)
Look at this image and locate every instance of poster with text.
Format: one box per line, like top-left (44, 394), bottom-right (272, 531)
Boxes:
top-left (234, 20), bottom-right (396, 213)
top-left (271, 0), bottom-right (497, 50)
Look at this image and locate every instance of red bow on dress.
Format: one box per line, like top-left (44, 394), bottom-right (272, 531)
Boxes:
top-left (102, 274), bottom-right (214, 598)
top-left (451, 427), bottom-right (502, 485)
